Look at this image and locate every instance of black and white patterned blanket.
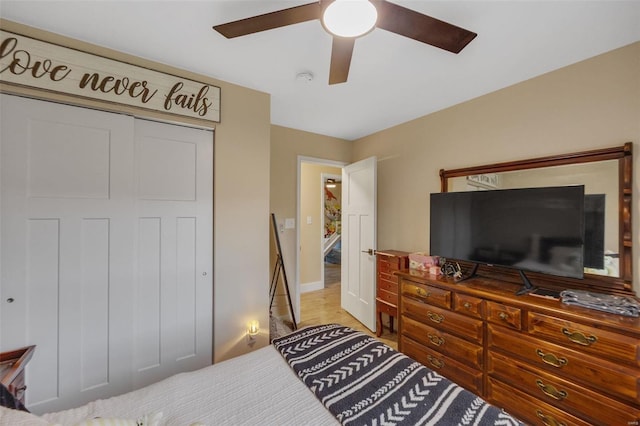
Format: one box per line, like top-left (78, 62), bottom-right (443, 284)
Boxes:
top-left (272, 324), bottom-right (523, 426)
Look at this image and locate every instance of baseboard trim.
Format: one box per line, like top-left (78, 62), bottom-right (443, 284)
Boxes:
top-left (301, 280), bottom-right (323, 293)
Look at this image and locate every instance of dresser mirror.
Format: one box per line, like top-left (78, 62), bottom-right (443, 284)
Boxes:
top-left (439, 142), bottom-right (633, 296)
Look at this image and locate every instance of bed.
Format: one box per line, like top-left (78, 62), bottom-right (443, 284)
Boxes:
top-left (0, 324), bottom-right (522, 426)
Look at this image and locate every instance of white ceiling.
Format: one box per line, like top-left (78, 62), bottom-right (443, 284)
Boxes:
top-left (2, 1), bottom-right (639, 141)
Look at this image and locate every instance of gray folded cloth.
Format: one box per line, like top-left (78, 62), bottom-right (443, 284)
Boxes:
top-left (560, 289), bottom-right (640, 317)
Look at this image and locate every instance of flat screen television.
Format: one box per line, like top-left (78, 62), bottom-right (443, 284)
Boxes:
top-left (430, 185), bottom-right (586, 294)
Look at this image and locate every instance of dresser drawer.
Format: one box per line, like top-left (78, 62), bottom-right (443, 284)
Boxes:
top-left (454, 293), bottom-right (484, 319)
top-left (378, 256), bottom-right (404, 272)
top-left (403, 315), bottom-right (483, 369)
top-left (401, 281), bottom-right (451, 309)
top-left (488, 349), bottom-right (640, 425)
top-left (486, 300), bottom-right (522, 330)
top-left (487, 377), bottom-right (593, 426)
top-left (378, 276), bottom-right (398, 294)
top-left (488, 324), bottom-right (640, 405)
top-left (377, 288), bottom-right (398, 306)
top-left (401, 335), bottom-right (483, 395)
top-left (528, 312), bottom-right (640, 367)
top-left (401, 297), bottom-right (483, 344)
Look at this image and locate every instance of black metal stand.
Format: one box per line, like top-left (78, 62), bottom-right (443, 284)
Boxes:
top-left (515, 270), bottom-right (536, 296)
top-left (269, 213), bottom-right (297, 329)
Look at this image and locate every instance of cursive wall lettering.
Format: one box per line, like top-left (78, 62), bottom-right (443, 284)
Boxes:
top-left (164, 82), bottom-right (212, 116)
top-left (79, 73), bottom-right (158, 103)
top-left (1, 37), bottom-right (71, 81)
top-left (0, 30), bottom-right (220, 122)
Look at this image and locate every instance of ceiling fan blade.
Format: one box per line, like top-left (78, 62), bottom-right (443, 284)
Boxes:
top-left (213, 2), bottom-right (322, 38)
top-left (375, 0), bottom-right (477, 53)
top-left (328, 37), bottom-right (355, 85)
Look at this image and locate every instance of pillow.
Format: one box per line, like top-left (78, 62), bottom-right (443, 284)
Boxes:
top-left (0, 383), bottom-right (28, 412)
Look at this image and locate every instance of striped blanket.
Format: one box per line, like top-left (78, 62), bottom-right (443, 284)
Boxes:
top-left (272, 324), bottom-right (522, 426)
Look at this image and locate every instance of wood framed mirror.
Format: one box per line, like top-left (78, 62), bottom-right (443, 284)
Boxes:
top-left (439, 142), bottom-right (633, 296)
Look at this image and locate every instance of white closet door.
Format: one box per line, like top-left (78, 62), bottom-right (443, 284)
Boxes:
top-left (0, 94), bottom-right (136, 413)
top-left (0, 95), bottom-right (213, 413)
top-left (132, 119), bottom-right (213, 389)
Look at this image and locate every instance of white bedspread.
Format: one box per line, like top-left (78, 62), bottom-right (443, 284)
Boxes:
top-left (28, 345), bottom-right (337, 426)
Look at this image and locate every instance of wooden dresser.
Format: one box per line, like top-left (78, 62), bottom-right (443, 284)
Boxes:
top-left (0, 345), bottom-right (35, 406)
top-left (375, 250), bottom-right (410, 337)
top-left (397, 269), bottom-right (640, 426)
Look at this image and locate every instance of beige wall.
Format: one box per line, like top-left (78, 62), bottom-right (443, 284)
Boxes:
top-left (0, 20), bottom-right (271, 362)
top-left (300, 163), bottom-right (341, 287)
top-left (352, 41), bottom-right (640, 294)
top-left (270, 126), bottom-right (352, 319)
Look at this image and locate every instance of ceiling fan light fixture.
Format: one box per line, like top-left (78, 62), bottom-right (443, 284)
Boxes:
top-left (322, 0), bottom-right (378, 38)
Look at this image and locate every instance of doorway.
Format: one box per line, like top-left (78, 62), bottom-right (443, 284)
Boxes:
top-left (322, 172), bottom-right (342, 290)
top-left (295, 156), bottom-right (377, 332)
top-left (296, 158), bottom-right (345, 322)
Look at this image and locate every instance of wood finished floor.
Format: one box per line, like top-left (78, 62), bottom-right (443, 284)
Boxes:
top-left (298, 264), bottom-right (398, 350)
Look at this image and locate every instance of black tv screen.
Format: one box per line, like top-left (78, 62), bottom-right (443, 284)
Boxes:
top-left (430, 186), bottom-right (585, 279)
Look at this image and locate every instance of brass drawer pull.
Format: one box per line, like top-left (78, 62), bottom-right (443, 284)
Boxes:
top-left (535, 379), bottom-right (568, 401)
top-left (561, 328), bottom-right (597, 346)
top-left (416, 288), bottom-right (431, 298)
top-left (536, 410), bottom-right (567, 426)
top-left (498, 311), bottom-right (509, 321)
top-left (427, 311), bottom-right (444, 324)
top-left (427, 334), bottom-right (445, 346)
top-left (463, 302), bottom-right (471, 310)
top-left (536, 349), bottom-right (568, 368)
top-left (427, 355), bottom-right (444, 369)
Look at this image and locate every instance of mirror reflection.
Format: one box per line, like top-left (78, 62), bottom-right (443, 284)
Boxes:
top-left (448, 160), bottom-right (619, 278)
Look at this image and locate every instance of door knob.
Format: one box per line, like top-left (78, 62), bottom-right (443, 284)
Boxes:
top-left (361, 249), bottom-right (374, 255)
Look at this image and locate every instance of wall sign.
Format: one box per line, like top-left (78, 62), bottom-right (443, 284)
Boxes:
top-left (0, 30), bottom-right (220, 123)
top-left (467, 173), bottom-right (500, 189)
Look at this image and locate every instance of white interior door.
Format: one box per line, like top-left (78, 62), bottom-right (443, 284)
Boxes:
top-left (0, 94), bottom-right (135, 412)
top-left (133, 119), bottom-right (213, 389)
top-left (0, 95), bottom-right (213, 413)
top-left (341, 157), bottom-right (377, 331)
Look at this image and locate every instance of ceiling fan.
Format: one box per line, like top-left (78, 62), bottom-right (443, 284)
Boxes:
top-left (213, 0), bottom-right (477, 85)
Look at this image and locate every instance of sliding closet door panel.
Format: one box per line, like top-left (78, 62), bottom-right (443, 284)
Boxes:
top-left (0, 94), bottom-right (136, 413)
top-left (133, 120), bottom-right (213, 389)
